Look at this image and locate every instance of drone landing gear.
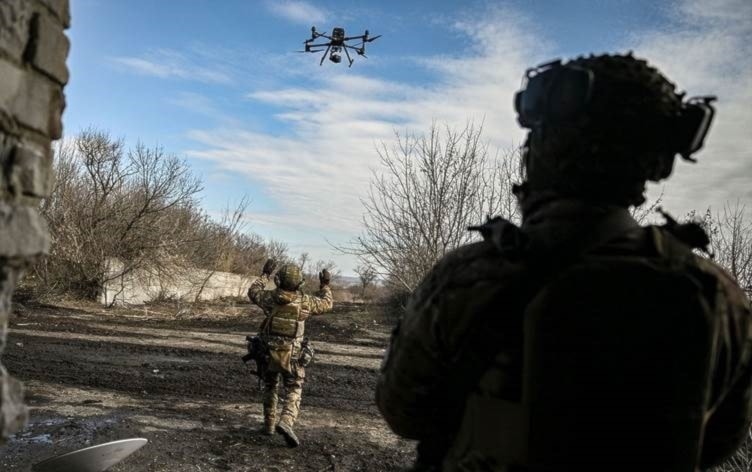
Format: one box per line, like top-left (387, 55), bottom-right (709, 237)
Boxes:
top-left (320, 44), bottom-right (331, 66)
top-left (342, 45), bottom-right (355, 68)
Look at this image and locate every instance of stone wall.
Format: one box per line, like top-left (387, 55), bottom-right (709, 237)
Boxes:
top-left (0, 0), bottom-right (70, 441)
top-left (101, 259), bottom-right (256, 306)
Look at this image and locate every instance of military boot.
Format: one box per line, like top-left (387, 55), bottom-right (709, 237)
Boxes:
top-left (275, 421), bottom-right (300, 448)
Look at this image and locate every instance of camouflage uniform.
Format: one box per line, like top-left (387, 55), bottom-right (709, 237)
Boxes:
top-left (376, 54), bottom-right (752, 471)
top-left (248, 273), bottom-right (333, 440)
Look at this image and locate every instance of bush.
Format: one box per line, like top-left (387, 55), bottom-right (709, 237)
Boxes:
top-left (32, 129), bottom-right (287, 303)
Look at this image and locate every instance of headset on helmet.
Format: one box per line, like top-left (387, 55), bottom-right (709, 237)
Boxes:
top-left (514, 58), bottom-right (716, 163)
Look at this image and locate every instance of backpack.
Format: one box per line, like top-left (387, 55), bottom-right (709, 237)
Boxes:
top-left (447, 228), bottom-right (717, 472)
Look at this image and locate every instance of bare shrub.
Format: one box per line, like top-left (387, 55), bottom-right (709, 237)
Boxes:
top-left (264, 239), bottom-right (290, 268)
top-left (342, 121), bottom-right (521, 293)
top-left (630, 190), bottom-right (664, 225)
top-left (711, 202), bottom-right (752, 298)
top-left (686, 202), bottom-right (752, 298)
top-left (33, 129), bottom-right (286, 303)
top-left (301, 259), bottom-right (339, 294)
top-left (354, 264), bottom-right (378, 300)
top-left (186, 197), bottom-right (252, 302)
top-left (35, 130), bottom-right (201, 299)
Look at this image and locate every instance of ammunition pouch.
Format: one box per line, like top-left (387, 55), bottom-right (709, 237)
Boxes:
top-left (265, 336), bottom-right (295, 375)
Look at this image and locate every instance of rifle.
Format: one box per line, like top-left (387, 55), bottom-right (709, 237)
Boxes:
top-left (242, 335), bottom-right (267, 377)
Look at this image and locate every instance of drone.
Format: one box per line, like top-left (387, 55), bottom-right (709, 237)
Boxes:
top-left (297, 26), bottom-right (381, 67)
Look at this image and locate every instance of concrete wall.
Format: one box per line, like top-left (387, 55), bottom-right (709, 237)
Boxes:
top-left (101, 259), bottom-right (257, 306)
top-left (0, 0), bottom-right (70, 440)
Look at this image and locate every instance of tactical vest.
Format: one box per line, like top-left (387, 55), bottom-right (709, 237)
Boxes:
top-left (266, 300), bottom-right (305, 339)
top-left (444, 228), bottom-right (717, 472)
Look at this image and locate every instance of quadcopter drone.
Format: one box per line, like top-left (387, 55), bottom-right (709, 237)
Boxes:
top-left (298, 26), bottom-right (381, 67)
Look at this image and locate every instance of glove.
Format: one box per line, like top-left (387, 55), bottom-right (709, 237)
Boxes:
top-left (262, 258), bottom-right (277, 276)
top-left (319, 269), bottom-right (331, 286)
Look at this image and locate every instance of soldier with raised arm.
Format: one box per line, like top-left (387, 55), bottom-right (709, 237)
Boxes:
top-left (248, 258), bottom-right (333, 447)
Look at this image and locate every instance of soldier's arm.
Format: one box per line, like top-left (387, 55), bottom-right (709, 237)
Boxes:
top-left (299, 285), bottom-right (333, 321)
top-left (701, 361), bottom-right (752, 467)
top-left (700, 268), bottom-right (752, 467)
top-left (376, 241), bottom-right (511, 441)
top-left (247, 274), bottom-right (275, 311)
top-left (375, 283), bottom-right (447, 440)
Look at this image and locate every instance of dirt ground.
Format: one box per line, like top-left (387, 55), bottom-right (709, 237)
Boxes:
top-left (0, 298), bottom-right (416, 471)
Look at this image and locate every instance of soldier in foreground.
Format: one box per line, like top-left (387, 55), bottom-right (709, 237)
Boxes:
top-left (248, 259), bottom-right (333, 447)
top-left (376, 53), bottom-right (752, 471)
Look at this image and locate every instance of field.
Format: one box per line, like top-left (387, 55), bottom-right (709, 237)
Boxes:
top-left (0, 299), bottom-right (415, 471)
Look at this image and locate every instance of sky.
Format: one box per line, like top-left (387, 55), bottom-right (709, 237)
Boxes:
top-left (64, 0), bottom-right (751, 275)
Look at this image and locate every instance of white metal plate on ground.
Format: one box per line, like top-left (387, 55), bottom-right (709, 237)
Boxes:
top-left (32, 438), bottom-right (148, 472)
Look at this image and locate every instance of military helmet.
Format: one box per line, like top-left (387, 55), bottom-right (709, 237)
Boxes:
top-left (274, 264), bottom-right (304, 291)
top-left (514, 53), bottom-right (716, 207)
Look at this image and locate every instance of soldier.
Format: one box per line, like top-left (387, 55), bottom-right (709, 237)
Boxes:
top-left (248, 259), bottom-right (334, 447)
top-left (376, 53), bottom-right (752, 471)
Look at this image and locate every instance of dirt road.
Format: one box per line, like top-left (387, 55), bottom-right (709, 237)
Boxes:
top-left (0, 299), bottom-right (415, 471)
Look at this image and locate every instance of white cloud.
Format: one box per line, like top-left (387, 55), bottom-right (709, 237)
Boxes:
top-left (167, 91), bottom-right (244, 127)
top-left (186, 1), bottom-right (752, 272)
top-left (633, 0), bottom-right (752, 215)
top-left (109, 49), bottom-right (233, 84)
top-left (184, 6), bottom-right (547, 271)
top-left (264, 0), bottom-right (327, 25)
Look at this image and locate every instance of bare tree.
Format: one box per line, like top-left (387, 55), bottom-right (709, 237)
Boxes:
top-left (343, 121), bottom-right (520, 292)
top-left (630, 190), bottom-right (664, 225)
top-left (685, 202), bottom-right (752, 298)
top-left (229, 233), bottom-right (269, 275)
top-left (190, 197), bottom-right (251, 302)
top-left (298, 259), bottom-right (339, 294)
top-left (32, 128), bottom-right (297, 304)
top-left (711, 202), bottom-right (752, 298)
top-left (355, 264), bottom-right (378, 299)
top-left (37, 129), bottom-right (201, 300)
top-left (265, 239), bottom-right (290, 266)
top-left (297, 252), bottom-right (310, 274)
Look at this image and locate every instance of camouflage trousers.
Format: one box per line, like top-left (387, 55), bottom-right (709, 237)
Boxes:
top-left (262, 366), bottom-right (306, 430)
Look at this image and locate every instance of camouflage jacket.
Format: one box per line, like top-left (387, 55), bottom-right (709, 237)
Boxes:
top-left (376, 200), bottom-right (752, 469)
top-left (248, 274), bottom-right (333, 340)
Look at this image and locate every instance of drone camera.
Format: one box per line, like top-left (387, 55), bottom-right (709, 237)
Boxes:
top-left (330, 54), bottom-right (342, 63)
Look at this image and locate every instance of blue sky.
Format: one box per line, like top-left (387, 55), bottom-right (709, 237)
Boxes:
top-left (64, 0), bottom-right (751, 275)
